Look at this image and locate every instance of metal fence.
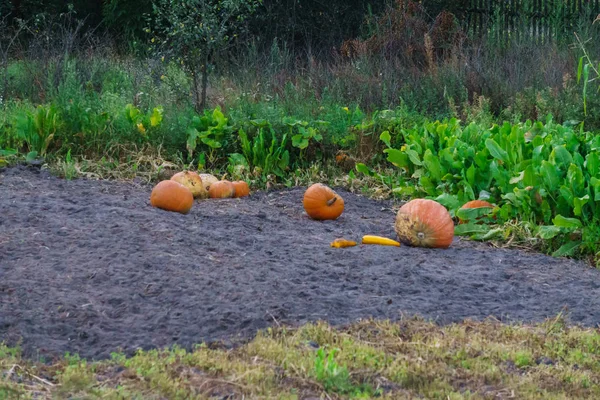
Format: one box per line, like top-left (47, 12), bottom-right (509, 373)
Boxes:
top-left (455, 0), bottom-right (600, 42)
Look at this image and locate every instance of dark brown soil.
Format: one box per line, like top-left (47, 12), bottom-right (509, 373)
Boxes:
top-left (2, 165), bottom-right (600, 361)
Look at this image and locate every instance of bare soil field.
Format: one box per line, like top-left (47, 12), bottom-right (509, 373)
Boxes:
top-left (2, 165), bottom-right (600, 360)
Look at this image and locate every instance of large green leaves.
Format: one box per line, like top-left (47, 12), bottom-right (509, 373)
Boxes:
top-left (485, 138), bottom-right (509, 163)
top-left (540, 161), bottom-right (560, 191)
top-left (551, 145), bottom-right (573, 167)
top-left (586, 152), bottom-right (600, 176)
top-left (423, 150), bottom-right (444, 181)
top-left (553, 215), bottom-right (582, 229)
top-left (384, 149), bottom-right (409, 169)
top-left (378, 117), bottom-right (600, 258)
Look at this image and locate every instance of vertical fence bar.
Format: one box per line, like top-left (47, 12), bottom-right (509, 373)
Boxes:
top-left (548, 0), bottom-right (553, 43)
top-left (511, 0), bottom-right (516, 44)
top-left (543, 0), bottom-right (547, 44)
top-left (465, 0), bottom-right (472, 37)
top-left (560, 0), bottom-right (564, 37)
top-left (477, 0), bottom-right (485, 37)
top-left (544, 0), bottom-right (548, 43)
top-left (477, 0), bottom-right (480, 37)
top-left (458, 0), bottom-right (600, 42)
top-left (540, 0), bottom-right (544, 45)
top-left (487, 0), bottom-right (492, 43)
top-left (505, 0), bottom-right (510, 46)
top-left (531, 0), bottom-right (535, 42)
top-left (536, 0), bottom-right (540, 43)
top-left (473, 0), bottom-right (477, 37)
top-left (474, 0), bottom-right (479, 38)
top-left (517, 0), bottom-right (521, 42)
top-left (541, 0), bottom-right (544, 43)
top-left (504, 0), bottom-right (509, 46)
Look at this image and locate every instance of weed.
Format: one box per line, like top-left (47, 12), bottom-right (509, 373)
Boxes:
top-left (313, 347), bottom-right (353, 393)
top-left (61, 149), bottom-right (76, 180)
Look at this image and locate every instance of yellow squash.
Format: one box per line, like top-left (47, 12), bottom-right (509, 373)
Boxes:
top-left (330, 238), bottom-right (358, 248)
top-left (361, 235), bottom-right (401, 247)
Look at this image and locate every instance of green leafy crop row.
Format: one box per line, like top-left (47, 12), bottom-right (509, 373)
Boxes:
top-left (362, 116), bottom-right (600, 260)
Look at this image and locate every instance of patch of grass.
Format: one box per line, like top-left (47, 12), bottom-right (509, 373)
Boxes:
top-left (2, 317), bottom-right (600, 399)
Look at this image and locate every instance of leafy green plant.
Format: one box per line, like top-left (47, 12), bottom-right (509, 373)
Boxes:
top-left (125, 103), bottom-right (164, 137)
top-left (230, 121), bottom-right (290, 180)
top-left (312, 347), bottom-right (376, 397)
top-left (313, 348), bottom-right (352, 393)
top-left (186, 106), bottom-right (232, 164)
top-left (373, 116), bottom-right (600, 262)
top-left (62, 149), bottom-right (77, 180)
top-left (14, 103), bottom-right (61, 156)
top-left (0, 148), bottom-right (16, 168)
top-left (285, 117), bottom-right (324, 158)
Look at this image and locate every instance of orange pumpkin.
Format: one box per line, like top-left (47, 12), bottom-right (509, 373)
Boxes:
top-left (395, 199), bottom-right (454, 248)
top-left (458, 200), bottom-right (494, 224)
top-left (303, 183), bottom-right (345, 220)
top-left (150, 180), bottom-right (194, 214)
top-left (199, 173), bottom-right (219, 192)
top-left (170, 170), bottom-right (207, 199)
top-left (209, 180), bottom-right (236, 198)
top-left (462, 200), bottom-right (494, 209)
top-left (232, 181), bottom-right (250, 198)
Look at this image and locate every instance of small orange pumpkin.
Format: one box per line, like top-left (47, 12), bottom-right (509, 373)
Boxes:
top-left (462, 200), bottom-right (494, 209)
top-left (334, 151), bottom-right (355, 172)
top-left (150, 180), bottom-right (194, 214)
top-left (458, 200), bottom-right (494, 224)
top-left (232, 181), bottom-right (250, 198)
top-left (209, 180), bottom-right (236, 198)
top-left (303, 183), bottom-right (345, 220)
top-left (395, 199), bottom-right (454, 248)
top-left (199, 173), bottom-right (219, 192)
top-left (171, 170), bottom-right (207, 198)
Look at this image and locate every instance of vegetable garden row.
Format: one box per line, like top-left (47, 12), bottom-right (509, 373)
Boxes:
top-left (133, 109), bottom-right (600, 264)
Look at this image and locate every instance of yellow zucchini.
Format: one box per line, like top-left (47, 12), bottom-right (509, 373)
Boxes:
top-left (361, 235), bottom-right (401, 247)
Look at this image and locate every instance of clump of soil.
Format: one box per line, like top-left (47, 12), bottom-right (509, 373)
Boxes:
top-left (1, 166), bottom-right (600, 360)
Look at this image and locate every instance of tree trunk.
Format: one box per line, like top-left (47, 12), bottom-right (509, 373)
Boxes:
top-left (200, 51), bottom-right (209, 111)
top-left (192, 68), bottom-right (202, 113)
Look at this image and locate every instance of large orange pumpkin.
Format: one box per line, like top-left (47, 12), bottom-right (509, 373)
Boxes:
top-left (395, 199), bottom-right (454, 248)
top-left (171, 170), bottom-right (207, 199)
top-left (232, 181), bottom-right (250, 198)
top-left (303, 183), bottom-right (345, 220)
top-left (209, 180), bottom-right (236, 198)
top-left (150, 180), bottom-right (194, 214)
top-left (199, 173), bottom-right (219, 192)
top-left (458, 200), bottom-right (494, 224)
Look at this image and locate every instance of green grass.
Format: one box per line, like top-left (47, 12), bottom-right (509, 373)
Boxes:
top-left (2, 317), bottom-right (600, 399)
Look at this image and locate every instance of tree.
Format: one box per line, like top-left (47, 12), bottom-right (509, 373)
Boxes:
top-left (103, 0), bottom-right (153, 45)
top-left (151, 0), bottom-right (260, 112)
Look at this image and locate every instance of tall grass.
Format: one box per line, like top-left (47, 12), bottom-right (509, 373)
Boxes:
top-left (0, 0), bottom-right (598, 166)
top-left (223, 0), bottom-right (599, 123)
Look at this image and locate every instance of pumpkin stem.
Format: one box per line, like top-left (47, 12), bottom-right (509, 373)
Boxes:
top-left (327, 197), bottom-right (338, 207)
